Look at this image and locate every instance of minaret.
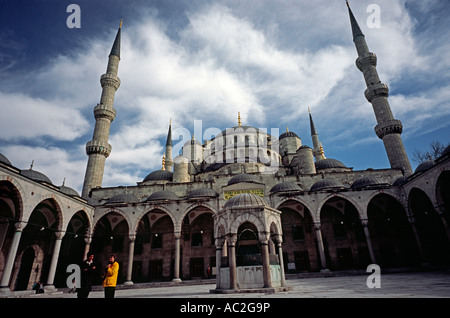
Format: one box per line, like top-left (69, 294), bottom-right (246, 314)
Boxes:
top-left (82, 20), bottom-right (122, 197)
top-left (309, 107), bottom-right (325, 161)
top-left (346, 2), bottom-right (412, 175)
top-left (165, 119), bottom-right (174, 172)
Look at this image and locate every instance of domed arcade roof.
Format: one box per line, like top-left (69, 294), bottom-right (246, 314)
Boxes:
top-left (59, 184), bottom-right (80, 197)
top-left (310, 178), bottom-right (346, 192)
top-left (143, 169), bottom-right (173, 182)
top-left (146, 190), bottom-right (179, 202)
top-left (188, 188), bottom-right (219, 199)
top-left (20, 166), bottom-right (53, 184)
top-left (224, 193), bottom-right (268, 209)
top-left (270, 182), bottom-right (303, 194)
top-left (0, 153), bottom-right (12, 166)
top-left (414, 160), bottom-right (436, 174)
top-left (105, 193), bottom-right (139, 204)
top-left (350, 176), bottom-right (385, 189)
top-left (315, 158), bottom-right (347, 170)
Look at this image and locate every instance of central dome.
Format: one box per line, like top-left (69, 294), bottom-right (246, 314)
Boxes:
top-left (224, 193), bottom-right (268, 209)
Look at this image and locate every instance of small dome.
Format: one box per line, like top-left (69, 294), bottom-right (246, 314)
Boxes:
top-left (105, 193), bottom-right (139, 204)
top-left (315, 158), bottom-right (347, 170)
top-left (227, 173), bottom-right (259, 186)
top-left (143, 169), bottom-right (173, 182)
top-left (280, 130), bottom-right (299, 139)
top-left (59, 184), bottom-right (80, 197)
top-left (146, 190), bottom-right (179, 202)
top-left (350, 176), bottom-right (383, 189)
top-left (188, 188), bottom-right (219, 199)
top-left (414, 160), bottom-right (436, 174)
top-left (297, 145), bottom-right (312, 151)
top-left (310, 178), bottom-right (345, 192)
top-left (442, 145), bottom-right (450, 157)
top-left (393, 176), bottom-right (409, 187)
top-left (20, 168), bottom-right (52, 184)
top-left (270, 182), bottom-right (303, 193)
top-left (224, 193), bottom-right (268, 209)
top-left (0, 153), bottom-right (12, 166)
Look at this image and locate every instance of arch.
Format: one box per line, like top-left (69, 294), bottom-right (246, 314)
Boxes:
top-left (274, 196), bottom-right (316, 222)
top-left (409, 187), bottom-right (450, 265)
top-left (0, 179), bottom-right (24, 221)
top-left (367, 193), bottom-right (418, 267)
top-left (25, 197), bottom-right (63, 233)
top-left (436, 170), bottom-right (450, 218)
top-left (229, 213), bottom-right (266, 234)
top-left (318, 193), bottom-right (365, 221)
top-left (319, 195), bottom-right (369, 270)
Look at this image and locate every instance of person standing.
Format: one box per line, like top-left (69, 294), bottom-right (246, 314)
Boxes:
top-left (77, 253), bottom-right (97, 298)
top-left (103, 255), bottom-right (119, 298)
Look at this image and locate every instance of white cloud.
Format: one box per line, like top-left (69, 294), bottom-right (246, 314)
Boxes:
top-left (0, 92), bottom-right (89, 141)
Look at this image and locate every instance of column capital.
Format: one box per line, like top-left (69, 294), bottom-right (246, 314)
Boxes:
top-left (313, 222), bottom-right (321, 230)
top-left (361, 219), bottom-right (369, 227)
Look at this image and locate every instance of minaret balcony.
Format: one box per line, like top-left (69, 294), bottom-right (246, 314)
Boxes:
top-left (94, 103), bottom-right (117, 121)
top-left (364, 82), bottom-right (389, 102)
top-left (86, 140), bottom-right (112, 157)
top-left (374, 119), bottom-right (403, 139)
top-left (356, 52), bottom-right (377, 71)
top-left (100, 73), bottom-right (121, 90)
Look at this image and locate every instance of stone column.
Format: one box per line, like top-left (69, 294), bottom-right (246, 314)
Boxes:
top-left (227, 233), bottom-right (237, 290)
top-left (361, 219), bottom-right (377, 264)
top-left (172, 232), bottom-right (182, 282)
top-left (274, 235), bottom-right (286, 287)
top-left (260, 232), bottom-right (272, 288)
top-left (124, 234), bottom-right (135, 285)
top-left (83, 237), bottom-right (92, 261)
top-left (314, 222), bottom-right (329, 272)
top-left (45, 232), bottom-right (64, 290)
top-left (215, 238), bottom-right (224, 290)
top-left (0, 223), bottom-right (24, 293)
top-left (408, 215), bottom-right (427, 264)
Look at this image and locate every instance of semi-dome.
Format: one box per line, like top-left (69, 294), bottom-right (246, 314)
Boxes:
top-left (315, 158), bottom-right (347, 170)
top-left (270, 182), bottom-right (303, 194)
top-left (146, 190), bottom-right (179, 202)
top-left (310, 178), bottom-right (346, 192)
top-left (143, 169), bottom-right (173, 182)
top-left (59, 184), bottom-right (80, 197)
top-left (227, 173), bottom-right (259, 186)
top-left (105, 193), bottom-right (139, 204)
top-left (20, 167), bottom-right (52, 184)
top-left (0, 153), bottom-right (12, 166)
top-left (350, 176), bottom-right (384, 189)
top-left (188, 187), bottom-right (219, 199)
top-left (414, 160), bottom-right (436, 174)
top-left (224, 193), bottom-right (268, 209)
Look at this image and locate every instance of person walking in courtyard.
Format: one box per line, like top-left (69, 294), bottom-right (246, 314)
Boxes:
top-left (77, 252), bottom-right (97, 298)
top-left (103, 255), bottom-right (119, 298)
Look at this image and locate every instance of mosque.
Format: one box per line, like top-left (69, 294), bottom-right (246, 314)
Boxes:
top-left (0, 4), bottom-right (449, 294)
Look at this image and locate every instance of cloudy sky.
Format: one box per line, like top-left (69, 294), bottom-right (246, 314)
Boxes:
top-left (0, 0), bottom-right (449, 194)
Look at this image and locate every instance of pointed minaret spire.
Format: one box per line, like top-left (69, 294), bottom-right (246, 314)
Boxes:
top-left (110, 19), bottom-right (122, 58)
top-left (346, 2), bottom-right (412, 175)
top-left (308, 107), bottom-right (325, 161)
top-left (82, 22), bottom-right (122, 197)
top-left (165, 119), bottom-right (174, 171)
top-left (347, 1), bottom-right (364, 41)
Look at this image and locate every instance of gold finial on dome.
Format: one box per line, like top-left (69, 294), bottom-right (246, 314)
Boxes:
top-left (162, 155), bottom-right (166, 170)
top-left (238, 112), bottom-right (242, 126)
top-left (119, 18), bottom-right (123, 29)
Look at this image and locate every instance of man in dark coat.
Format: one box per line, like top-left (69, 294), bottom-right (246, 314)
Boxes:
top-left (77, 253), bottom-right (97, 298)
